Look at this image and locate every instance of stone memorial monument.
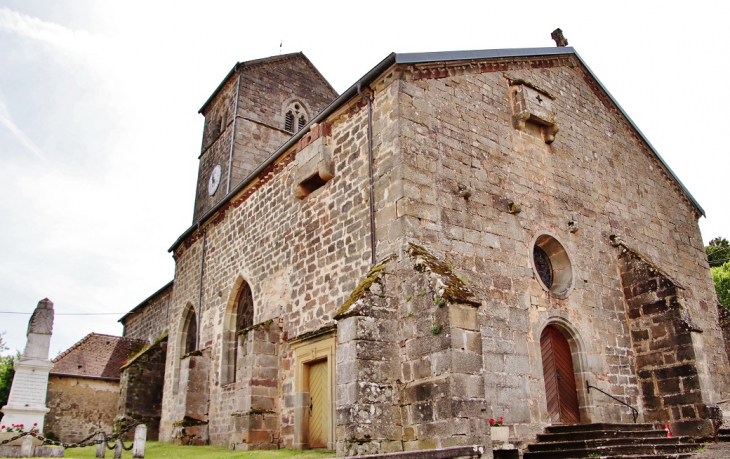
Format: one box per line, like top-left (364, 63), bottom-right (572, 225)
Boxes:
top-left (1, 298), bottom-right (55, 432)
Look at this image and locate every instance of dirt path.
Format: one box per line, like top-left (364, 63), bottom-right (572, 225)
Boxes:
top-left (691, 442), bottom-right (730, 459)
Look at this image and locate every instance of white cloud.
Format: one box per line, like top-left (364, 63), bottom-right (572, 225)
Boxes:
top-left (0, 92), bottom-right (46, 161)
top-left (0, 7), bottom-right (103, 58)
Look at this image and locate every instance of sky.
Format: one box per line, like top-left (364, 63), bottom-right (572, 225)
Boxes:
top-left (0, 1), bottom-right (728, 356)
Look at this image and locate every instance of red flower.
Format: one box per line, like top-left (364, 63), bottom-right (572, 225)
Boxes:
top-left (489, 418), bottom-right (495, 424)
top-left (33, 423), bottom-right (38, 426)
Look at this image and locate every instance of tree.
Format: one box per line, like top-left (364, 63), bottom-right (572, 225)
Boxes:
top-left (706, 237), bottom-right (730, 267)
top-left (712, 262), bottom-right (730, 310)
top-left (0, 334), bottom-right (15, 417)
top-left (707, 238), bottom-right (730, 310)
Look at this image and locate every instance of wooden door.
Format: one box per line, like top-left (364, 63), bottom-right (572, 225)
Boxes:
top-left (308, 360), bottom-right (328, 448)
top-left (541, 326), bottom-right (580, 424)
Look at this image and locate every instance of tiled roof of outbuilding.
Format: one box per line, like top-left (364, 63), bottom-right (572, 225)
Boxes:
top-left (51, 333), bottom-right (145, 380)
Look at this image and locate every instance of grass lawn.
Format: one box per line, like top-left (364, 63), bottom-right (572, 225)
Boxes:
top-left (29, 443), bottom-right (336, 459)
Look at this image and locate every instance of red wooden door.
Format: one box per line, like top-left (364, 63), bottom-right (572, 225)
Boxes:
top-left (541, 326), bottom-right (581, 424)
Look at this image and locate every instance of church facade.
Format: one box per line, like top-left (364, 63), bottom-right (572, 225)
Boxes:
top-left (119, 47), bottom-right (729, 456)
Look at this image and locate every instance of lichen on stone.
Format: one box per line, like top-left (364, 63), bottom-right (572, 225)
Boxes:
top-left (407, 243), bottom-right (480, 307)
top-left (334, 261), bottom-right (390, 319)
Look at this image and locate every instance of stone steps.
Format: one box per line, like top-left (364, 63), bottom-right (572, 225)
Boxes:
top-left (716, 427), bottom-right (730, 442)
top-left (523, 423), bottom-right (702, 459)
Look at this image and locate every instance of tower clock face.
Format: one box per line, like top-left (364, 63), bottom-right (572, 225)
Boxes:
top-left (208, 165), bottom-right (222, 196)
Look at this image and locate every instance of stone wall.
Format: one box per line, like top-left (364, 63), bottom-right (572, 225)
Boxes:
top-left (171, 351), bottom-right (211, 445)
top-left (334, 246), bottom-right (491, 457)
top-left (121, 283), bottom-right (171, 343)
top-left (44, 376), bottom-right (119, 443)
top-left (161, 87), bottom-right (375, 446)
top-left (117, 338), bottom-right (168, 440)
top-left (617, 245), bottom-right (720, 437)
top-left (719, 305), bottom-right (730, 362)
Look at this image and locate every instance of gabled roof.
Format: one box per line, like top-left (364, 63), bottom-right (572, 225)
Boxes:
top-left (170, 46), bottom-right (704, 252)
top-left (51, 333), bottom-right (144, 381)
top-left (198, 52), bottom-right (337, 114)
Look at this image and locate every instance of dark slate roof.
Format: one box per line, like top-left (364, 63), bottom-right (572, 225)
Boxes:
top-left (51, 333), bottom-right (145, 380)
top-left (170, 46), bottom-right (704, 252)
top-left (198, 52), bottom-right (337, 114)
top-left (118, 279), bottom-right (173, 324)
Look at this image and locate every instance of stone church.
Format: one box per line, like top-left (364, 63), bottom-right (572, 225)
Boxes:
top-left (118, 44), bottom-right (730, 456)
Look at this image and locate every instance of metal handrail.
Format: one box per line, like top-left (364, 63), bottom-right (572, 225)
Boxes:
top-left (586, 381), bottom-right (639, 423)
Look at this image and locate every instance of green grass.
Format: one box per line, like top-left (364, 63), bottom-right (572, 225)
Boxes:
top-left (33, 442), bottom-right (336, 459)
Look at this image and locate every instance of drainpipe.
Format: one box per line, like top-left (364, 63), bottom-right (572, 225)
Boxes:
top-left (226, 72), bottom-right (242, 194)
top-left (357, 82), bottom-right (376, 266)
top-left (196, 224), bottom-right (207, 349)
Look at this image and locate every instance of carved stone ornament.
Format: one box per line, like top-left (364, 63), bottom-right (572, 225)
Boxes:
top-left (293, 136), bottom-right (334, 199)
top-left (510, 83), bottom-right (559, 144)
top-left (27, 298), bottom-right (54, 336)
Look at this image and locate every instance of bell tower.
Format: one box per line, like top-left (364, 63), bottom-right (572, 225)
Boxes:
top-left (192, 53), bottom-right (337, 222)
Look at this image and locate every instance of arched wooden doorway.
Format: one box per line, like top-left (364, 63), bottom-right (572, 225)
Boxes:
top-left (541, 326), bottom-right (580, 424)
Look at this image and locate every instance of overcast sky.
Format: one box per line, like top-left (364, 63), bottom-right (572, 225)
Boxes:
top-left (1, 1), bottom-right (728, 356)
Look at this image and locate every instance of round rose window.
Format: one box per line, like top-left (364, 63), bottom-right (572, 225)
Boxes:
top-left (530, 232), bottom-right (573, 298)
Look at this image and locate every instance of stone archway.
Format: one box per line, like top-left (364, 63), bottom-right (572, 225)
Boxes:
top-left (539, 317), bottom-right (591, 425)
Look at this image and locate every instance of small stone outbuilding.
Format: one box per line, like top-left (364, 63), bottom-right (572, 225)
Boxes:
top-left (44, 333), bottom-right (143, 442)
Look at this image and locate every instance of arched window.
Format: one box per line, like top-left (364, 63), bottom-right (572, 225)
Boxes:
top-left (222, 280), bottom-right (255, 385)
top-left (183, 307), bottom-right (197, 355)
top-left (282, 101), bottom-right (309, 133)
top-left (236, 282), bottom-right (254, 332)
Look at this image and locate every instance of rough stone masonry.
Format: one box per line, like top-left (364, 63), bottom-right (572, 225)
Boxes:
top-left (118, 47), bottom-right (729, 456)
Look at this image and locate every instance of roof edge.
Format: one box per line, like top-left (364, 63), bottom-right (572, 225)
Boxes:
top-left (169, 52), bottom-right (397, 253)
top-left (48, 372), bottom-right (120, 382)
top-left (119, 280), bottom-right (174, 323)
top-left (198, 52), bottom-right (327, 114)
top-left (569, 50), bottom-right (704, 217)
top-left (171, 45), bottom-right (704, 253)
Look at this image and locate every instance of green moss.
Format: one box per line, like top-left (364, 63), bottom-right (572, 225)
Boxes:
top-left (238, 318), bottom-right (279, 336)
top-left (60, 441), bottom-right (336, 459)
top-left (180, 349), bottom-right (203, 359)
top-left (334, 263), bottom-right (388, 319)
top-left (407, 243), bottom-right (480, 306)
top-left (172, 417), bottom-right (207, 427)
top-left (121, 332), bottom-right (168, 370)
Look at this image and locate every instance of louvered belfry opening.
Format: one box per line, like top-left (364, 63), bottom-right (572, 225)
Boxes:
top-left (285, 111), bottom-right (294, 132)
top-left (298, 115), bottom-right (306, 132)
top-left (540, 326), bottom-right (580, 424)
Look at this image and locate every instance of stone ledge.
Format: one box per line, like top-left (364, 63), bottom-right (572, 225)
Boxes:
top-left (342, 445), bottom-right (486, 459)
top-left (0, 445), bottom-right (64, 458)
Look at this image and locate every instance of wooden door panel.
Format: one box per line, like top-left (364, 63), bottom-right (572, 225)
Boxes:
top-left (541, 326), bottom-right (580, 424)
top-left (308, 360), bottom-right (328, 448)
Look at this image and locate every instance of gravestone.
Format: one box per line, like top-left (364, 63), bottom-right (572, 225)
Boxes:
top-left (1, 298), bottom-right (55, 433)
